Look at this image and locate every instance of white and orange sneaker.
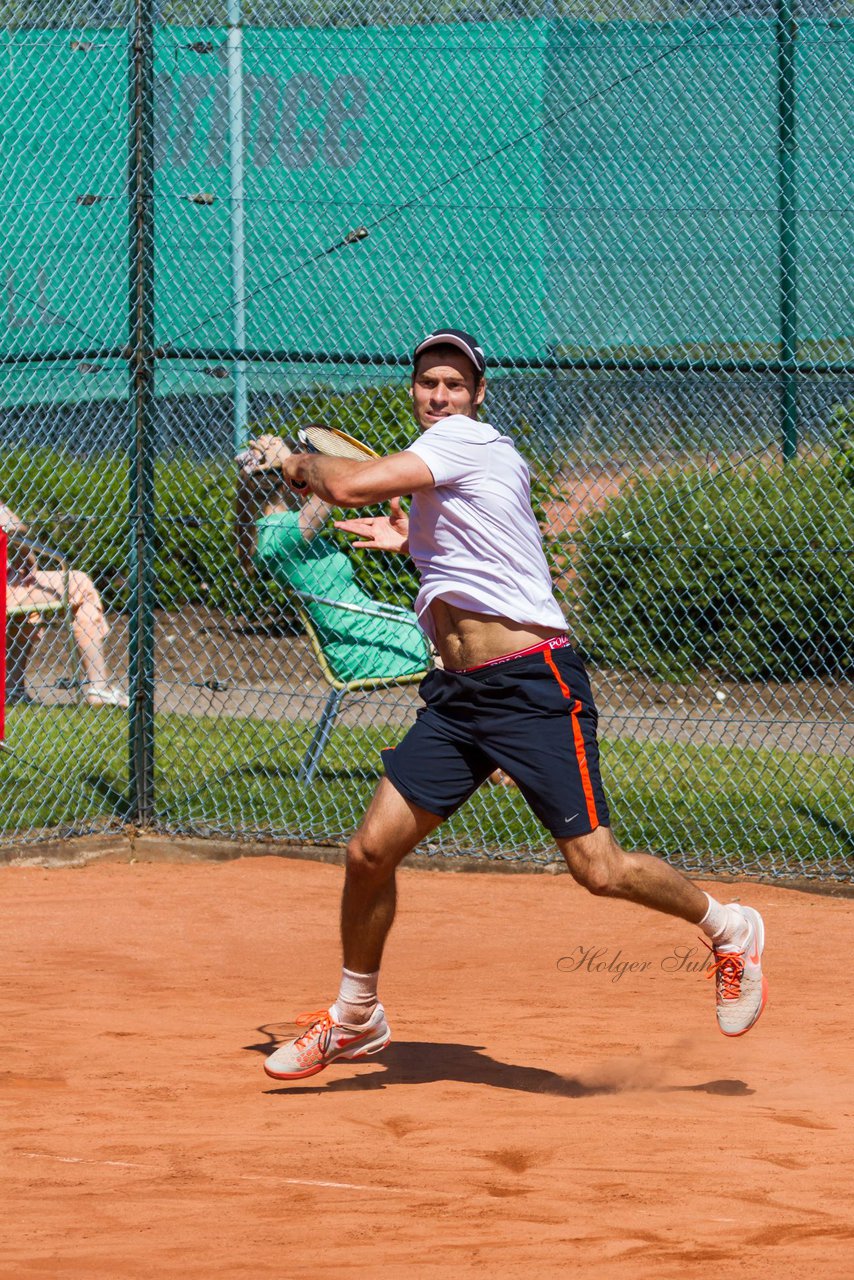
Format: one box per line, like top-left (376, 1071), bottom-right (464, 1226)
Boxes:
top-left (263, 1003), bottom-right (391, 1080)
top-left (708, 905), bottom-right (768, 1036)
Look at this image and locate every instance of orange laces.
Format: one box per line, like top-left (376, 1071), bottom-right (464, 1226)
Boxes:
top-left (294, 1009), bottom-right (334, 1044)
top-left (706, 950), bottom-right (745, 1001)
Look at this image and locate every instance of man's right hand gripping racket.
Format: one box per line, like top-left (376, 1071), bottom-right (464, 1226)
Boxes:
top-left (292, 425), bottom-right (380, 490)
top-left (236, 425), bottom-right (379, 491)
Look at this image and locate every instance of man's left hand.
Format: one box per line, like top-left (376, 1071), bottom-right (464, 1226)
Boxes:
top-left (334, 497), bottom-right (409, 552)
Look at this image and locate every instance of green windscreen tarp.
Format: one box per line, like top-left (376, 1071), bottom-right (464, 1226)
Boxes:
top-left (1, 18), bottom-right (851, 406)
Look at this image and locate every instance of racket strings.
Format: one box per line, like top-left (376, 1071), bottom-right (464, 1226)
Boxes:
top-left (299, 425), bottom-right (379, 460)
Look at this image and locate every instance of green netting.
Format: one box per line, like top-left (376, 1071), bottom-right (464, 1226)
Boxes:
top-left (1, 0), bottom-right (851, 877)
top-left (2, 16), bottom-right (850, 377)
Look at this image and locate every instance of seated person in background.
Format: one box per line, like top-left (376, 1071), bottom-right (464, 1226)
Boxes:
top-left (235, 441), bottom-right (430, 684)
top-left (236, 437), bottom-right (513, 786)
top-left (1, 499), bottom-right (128, 708)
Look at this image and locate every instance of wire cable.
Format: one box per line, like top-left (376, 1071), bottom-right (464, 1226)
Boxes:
top-left (163, 12), bottom-right (737, 351)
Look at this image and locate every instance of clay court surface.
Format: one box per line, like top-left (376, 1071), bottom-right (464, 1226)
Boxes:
top-left (2, 850), bottom-right (853, 1278)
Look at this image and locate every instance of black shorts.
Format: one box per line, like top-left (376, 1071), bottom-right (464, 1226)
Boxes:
top-left (381, 644), bottom-right (610, 839)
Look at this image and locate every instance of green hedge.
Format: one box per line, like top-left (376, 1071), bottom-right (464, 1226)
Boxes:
top-left (829, 399), bottom-right (854, 488)
top-left (577, 457), bottom-right (854, 680)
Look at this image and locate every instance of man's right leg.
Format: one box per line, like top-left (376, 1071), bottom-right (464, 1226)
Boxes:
top-left (341, 776), bottom-right (444, 974)
top-left (263, 778), bottom-right (443, 1081)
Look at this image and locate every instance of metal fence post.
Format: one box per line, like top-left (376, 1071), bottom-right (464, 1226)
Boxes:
top-left (228, 0), bottom-right (248, 453)
top-left (776, 0), bottom-right (800, 463)
top-left (542, 0), bottom-right (560, 452)
top-left (128, 0), bottom-right (156, 825)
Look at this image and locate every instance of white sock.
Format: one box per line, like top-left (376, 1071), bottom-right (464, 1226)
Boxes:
top-left (698, 894), bottom-right (750, 950)
top-left (333, 968), bottom-right (379, 1026)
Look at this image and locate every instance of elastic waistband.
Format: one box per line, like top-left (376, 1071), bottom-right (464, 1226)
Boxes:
top-left (449, 635), bottom-right (570, 675)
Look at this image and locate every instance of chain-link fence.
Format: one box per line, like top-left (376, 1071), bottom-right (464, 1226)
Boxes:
top-left (1, 0), bottom-right (851, 877)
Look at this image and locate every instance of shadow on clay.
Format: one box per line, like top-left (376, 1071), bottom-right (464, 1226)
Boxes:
top-left (247, 1030), bottom-right (753, 1098)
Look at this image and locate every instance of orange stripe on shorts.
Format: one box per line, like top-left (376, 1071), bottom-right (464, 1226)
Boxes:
top-left (543, 649), bottom-right (600, 830)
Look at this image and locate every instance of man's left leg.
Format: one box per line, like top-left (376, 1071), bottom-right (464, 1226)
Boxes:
top-left (558, 826), bottom-right (767, 1036)
top-left (264, 778), bottom-right (444, 1080)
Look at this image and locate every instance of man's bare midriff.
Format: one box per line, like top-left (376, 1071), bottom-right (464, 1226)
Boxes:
top-left (429, 599), bottom-right (566, 671)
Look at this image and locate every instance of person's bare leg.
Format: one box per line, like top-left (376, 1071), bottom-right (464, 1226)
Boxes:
top-left (558, 825), bottom-right (768, 1036)
top-left (21, 568), bottom-right (118, 698)
top-left (262, 780), bottom-right (444, 1079)
top-left (5, 619), bottom-right (36, 694)
top-left (341, 776), bottom-right (444, 973)
top-left (66, 571), bottom-right (111, 690)
top-left (557, 825), bottom-right (708, 922)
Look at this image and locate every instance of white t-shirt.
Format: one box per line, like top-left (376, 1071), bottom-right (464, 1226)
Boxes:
top-left (404, 415), bottom-right (567, 643)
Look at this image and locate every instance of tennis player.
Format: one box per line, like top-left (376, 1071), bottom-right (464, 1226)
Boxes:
top-left (249, 327), bottom-right (768, 1081)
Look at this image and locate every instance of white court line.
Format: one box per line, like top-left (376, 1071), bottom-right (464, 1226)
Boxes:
top-left (17, 1152), bottom-right (156, 1170)
top-left (236, 1172), bottom-right (461, 1198)
top-left (237, 1173), bottom-right (414, 1194)
top-left (15, 1153), bottom-right (458, 1198)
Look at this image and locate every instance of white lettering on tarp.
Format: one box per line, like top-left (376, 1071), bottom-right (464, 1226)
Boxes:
top-left (277, 72), bottom-right (325, 170)
top-left (324, 75), bottom-right (368, 171)
top-left (161, 66), bottom-right (370, 173)
top-left (6, 270), bottom-right (69, 330)
top-left (4, 66), bottom-right (371, 336)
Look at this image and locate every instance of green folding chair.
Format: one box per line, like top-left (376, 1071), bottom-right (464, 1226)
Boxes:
top-left (289, 588), bottom-right (432, 785)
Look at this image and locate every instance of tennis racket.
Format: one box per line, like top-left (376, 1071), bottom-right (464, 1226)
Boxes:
top-left (297, 424), bottom-right (380, 460)
top-left (236, 426), bottom-right (379, 490)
